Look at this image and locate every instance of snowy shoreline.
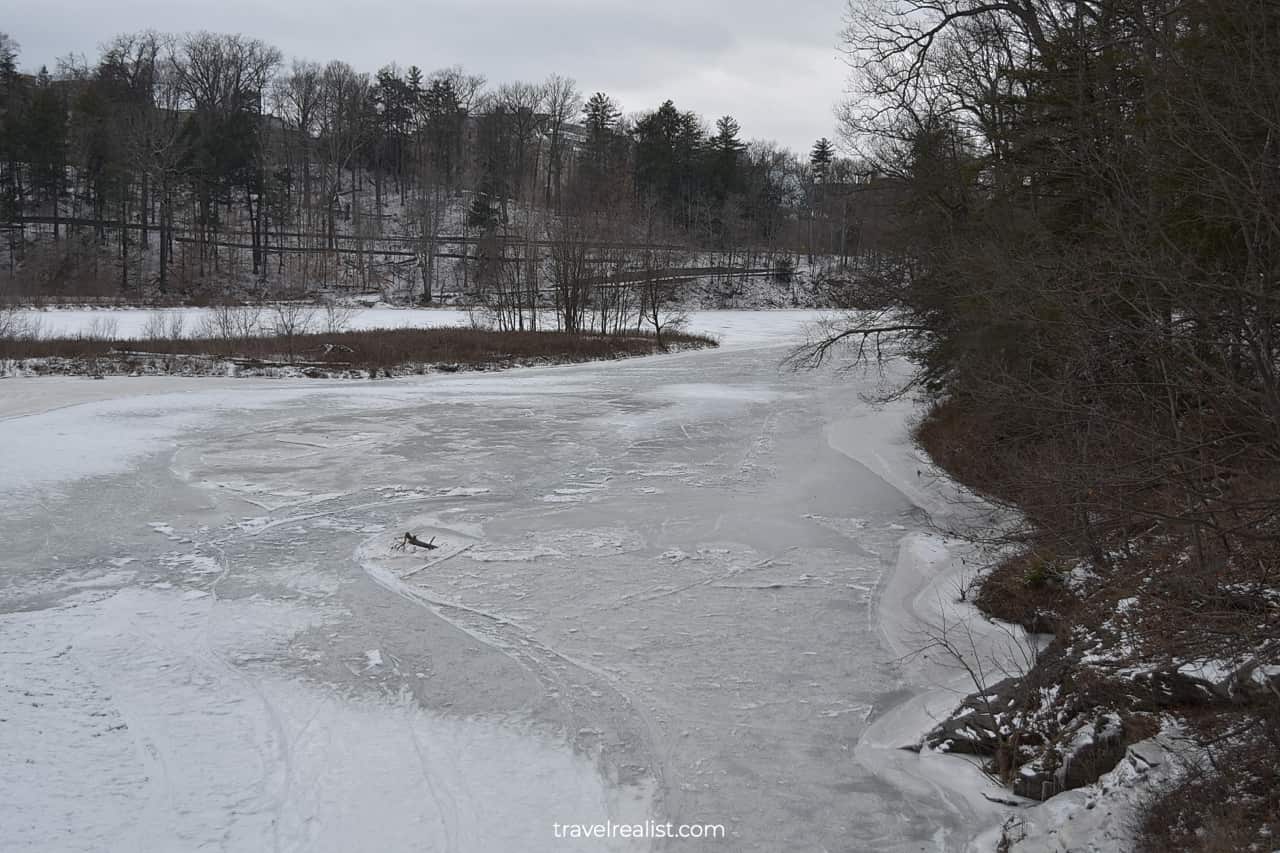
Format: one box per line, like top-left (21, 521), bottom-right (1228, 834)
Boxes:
top-left (822, 389), bottom-right (1014, 848)
top-left (826, 381), bottom-right (1188, 852)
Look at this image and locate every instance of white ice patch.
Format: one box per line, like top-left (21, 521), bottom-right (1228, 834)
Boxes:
top-left (542, 493), bottom-right (587, 504)
top-left (544, 528), bottom-right (644, 557)
top-left (0, 586), bottom-right (638, 852)
top-left (646, 382), bottom-right (781, 404)
top-left (805, 513), bottom-right (870, 539)
top-left (160, 551), bottom-right (223, 576)
top-left (63, 569), bottom-right (138, 590)
top-left (468, 546), bottom-right (566, 563)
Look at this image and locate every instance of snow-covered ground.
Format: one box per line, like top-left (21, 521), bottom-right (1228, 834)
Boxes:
top-left (10, 305), bottom-right (474, 340)
top-left (1, 310), bottom-right (1030, 851)
top-left (8, 306), bottom-right (823, 348)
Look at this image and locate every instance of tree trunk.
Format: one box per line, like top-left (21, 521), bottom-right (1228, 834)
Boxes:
top-left (140, 173), bottom-right (149, 250)
top-left (119, 194), bottom-right (129, 294)
top-left (158, 187), bottom-right (169, 294)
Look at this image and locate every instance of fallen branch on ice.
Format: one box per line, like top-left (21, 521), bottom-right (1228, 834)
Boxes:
top-left (393, 532), bottom-right (439, 552)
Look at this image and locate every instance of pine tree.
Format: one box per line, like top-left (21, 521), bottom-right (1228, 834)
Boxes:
top-left (466, 192), bottom-right (499, 231)
top-left (423, 76), bottom-right (464, 185)
top-left (0, 32), bottom-right (16, 80)
top-left (810, 137), bottom-right (834, 183)
top-left (583, 93), bottom-right (619, 135)
top-left (634, 100), bottom-right (706, 227)
top-left (710, 115), bottom-right (745, 198)
top-left (27, 67), bottom-right (68, 231)
top-left (0, 34), bottom-right (24, 259)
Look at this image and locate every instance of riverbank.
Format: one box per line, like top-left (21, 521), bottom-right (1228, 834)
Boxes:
top-left (0, 327), bottom-right (717, 380)
top-left (892, 397), bottom-right (1279, 851)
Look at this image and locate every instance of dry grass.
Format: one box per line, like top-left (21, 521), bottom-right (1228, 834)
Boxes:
top-left (0, 326), bottom-right (717, 373)
top-left (972, 549), bottom-right (1074, 635)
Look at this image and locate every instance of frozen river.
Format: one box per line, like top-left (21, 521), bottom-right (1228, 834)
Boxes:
top-left (0, 311), bottom-right (1005, 852)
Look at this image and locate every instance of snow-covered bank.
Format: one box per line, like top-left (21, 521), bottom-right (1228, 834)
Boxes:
top-left (823, 377), bottom-right (1202, 853)
top-left (10, 305), bottom-right (470, 339)
top-left (972, 727), bottom-right (1189, 853)
top-left (822, 389), bottom-right (1021, 846)
top-left (8, 306), bottom-right (824, 349)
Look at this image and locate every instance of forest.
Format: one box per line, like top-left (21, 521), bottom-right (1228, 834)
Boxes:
top-left (813, 0), bottom-right (1280, 848)
top-left (0, 30), bottom-right (893, 319)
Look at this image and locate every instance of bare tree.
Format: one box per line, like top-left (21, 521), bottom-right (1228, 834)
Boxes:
top-left (270, 301), bottom-right (316, 360)
top-left (545, 213), bottom-right (596, 334)
top-left (542, 74), bottom-right (582, 212)
top-left (637, 245), bottom-right (691, 350)
top-left (316, 60), bottom-right (371, 283)
top-left (169, 32), bottom-right (282, 277)
top-left (272, 60), bottom-right (323, 235)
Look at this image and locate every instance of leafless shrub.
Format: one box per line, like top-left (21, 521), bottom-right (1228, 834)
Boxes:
top-left (141, 312), bottom-right (166, 341)
top-left (270, 303), bottom-right (317, 361)
top-left (82, 316), bottom-right (119, 342)
top-left (320, 302), bottom-right (358, 334)
top-left (141, 311), bottom-right (187, 341)
top-left (196, 305), bottom-right (262, 343)
top-left (638, 271), bottom-right (690, 351)
top-left (912, 606), bottom-right (1042, 783)
top-left (0, 305), bottom-right (43, 341)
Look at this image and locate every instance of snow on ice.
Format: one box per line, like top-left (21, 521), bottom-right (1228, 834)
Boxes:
top-left (1, 309), bottom-right (1059, 851)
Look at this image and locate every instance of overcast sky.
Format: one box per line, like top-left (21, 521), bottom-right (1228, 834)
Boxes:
top-left (8, 0), bottom-right (850, 153)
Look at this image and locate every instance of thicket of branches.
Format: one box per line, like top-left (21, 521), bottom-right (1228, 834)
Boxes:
top-left (824, 0), bottom-right (1280, 585)
top-left (819, 1), bottom-right (1279, 838)
top-left (0, 30), bottom-right (888, 306)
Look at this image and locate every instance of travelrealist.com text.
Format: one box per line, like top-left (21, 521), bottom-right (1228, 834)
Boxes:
top-left (553, 821), bottom-right (727, 840)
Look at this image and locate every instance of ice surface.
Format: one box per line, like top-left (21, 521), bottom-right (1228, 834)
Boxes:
top-left (1, 310), bottom-right (1013, 851)
top-left (0, 589), bottom-right (636, 852)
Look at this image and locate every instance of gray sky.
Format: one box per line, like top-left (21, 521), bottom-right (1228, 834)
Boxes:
top-left (7, 0), bottom-right (849, 154)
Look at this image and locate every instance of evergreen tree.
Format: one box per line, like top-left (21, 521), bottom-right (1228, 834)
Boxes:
top-left (809, 137), bottom-right (834, 183)
top-left (710, 115), bottom-right (745, 199)
top-left (0, 33), bottom-right (27, 241)
top-left (26, 67), bottom-right (68, 229)
top-left (371, 67), bottom-right (414, 198)
top-left (0, 33), bottom-right (16, 79)
top-left (633, 100), bottom-right (705, 227)
top-left (583, 93), bottom-right (620, 167)
top-left (406, 65), bottom-right (424, 98)
top-left (422, 76), bottom-right (464, 185)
